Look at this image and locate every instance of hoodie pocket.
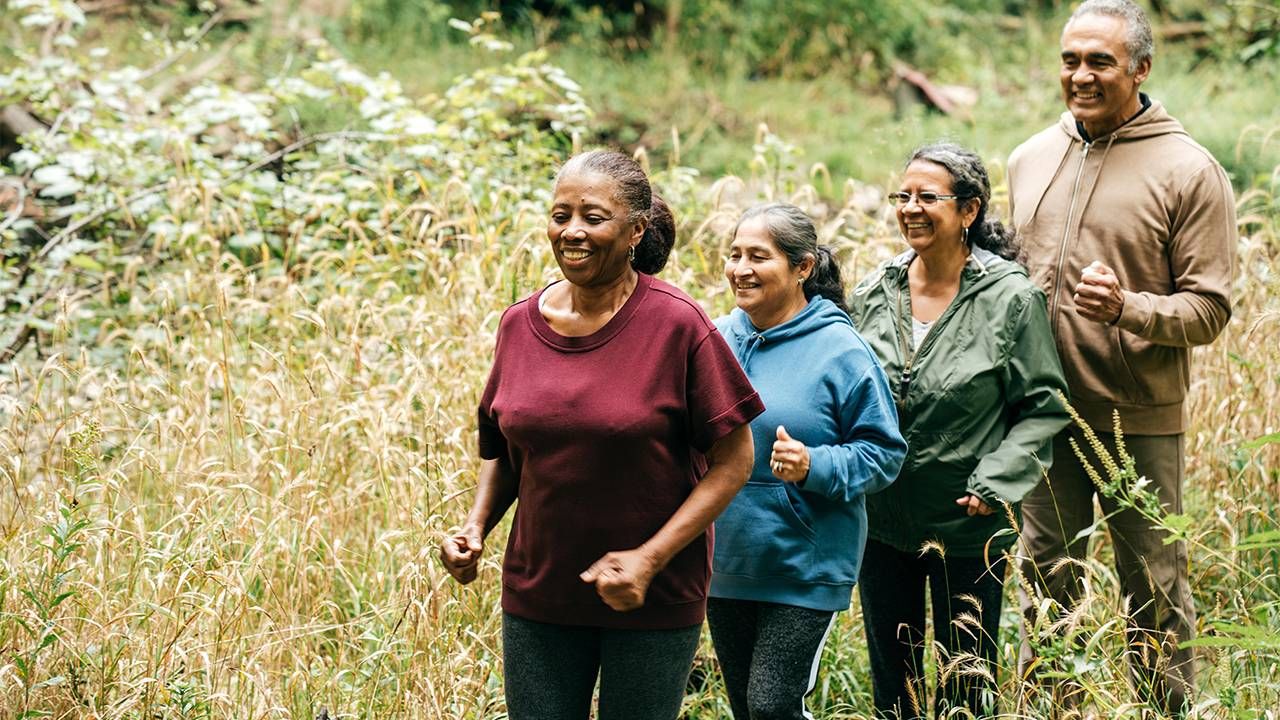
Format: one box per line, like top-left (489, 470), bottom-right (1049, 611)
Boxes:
top-left (713, 482), bottom-right (817, 578)
top-left (1115, 330), bottom-right (1186, 406)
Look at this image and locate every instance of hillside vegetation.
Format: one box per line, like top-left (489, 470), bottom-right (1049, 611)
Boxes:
top-left (1, 1), bottom-right (1279, 717)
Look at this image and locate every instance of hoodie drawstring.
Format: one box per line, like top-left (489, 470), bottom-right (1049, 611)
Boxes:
top-left (1025, 136), bottom-right (1075, 224)
top-left (739, 331), bottom-right (766, 370)
top-left (1074, 133), bottom-right (1118, 227)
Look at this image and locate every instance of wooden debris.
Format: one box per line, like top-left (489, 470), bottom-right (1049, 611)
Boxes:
top-left (891, 62), bottom-right (975, 119)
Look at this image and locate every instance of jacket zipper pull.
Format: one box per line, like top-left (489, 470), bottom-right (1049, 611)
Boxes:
top-left (898, 366), bottom-right (912, 409)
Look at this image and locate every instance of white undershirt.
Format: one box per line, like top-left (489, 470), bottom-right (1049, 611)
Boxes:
top-left (911, 317), bottom-right (933, 349)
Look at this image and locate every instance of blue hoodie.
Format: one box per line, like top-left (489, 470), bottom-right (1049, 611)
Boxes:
top-left (711, 297), bottom-right (907, 611)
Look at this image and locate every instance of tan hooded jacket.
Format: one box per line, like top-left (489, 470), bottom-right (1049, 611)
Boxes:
top-left (1008, 99), bottom-right (1236, 435)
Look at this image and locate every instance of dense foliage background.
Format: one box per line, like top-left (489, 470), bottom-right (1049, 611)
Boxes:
top-left (1, 0), bottom-right (1279, 717)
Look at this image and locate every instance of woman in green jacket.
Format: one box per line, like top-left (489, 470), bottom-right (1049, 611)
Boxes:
top-left (848, 143), bottom-right (1069, 719)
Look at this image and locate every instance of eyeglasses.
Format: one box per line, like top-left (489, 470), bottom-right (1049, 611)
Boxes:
top-left (887, 191), bottom-right (965, 206)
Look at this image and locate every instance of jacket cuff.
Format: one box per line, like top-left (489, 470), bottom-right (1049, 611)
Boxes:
top-left (802, 445), bottom-right (835, 497)
top-left (1114, 289), bottom-right (1152, 335)
top-left (965, 477), bottom-right (1002, 508)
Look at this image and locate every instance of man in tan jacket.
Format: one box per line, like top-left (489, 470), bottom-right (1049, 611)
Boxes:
top-left (1008, 0), bottom-right (1236, 714)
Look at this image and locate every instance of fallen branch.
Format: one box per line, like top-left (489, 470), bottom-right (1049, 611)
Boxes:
top-left (893, 62), bottom-right (956, 115)
top-left (1160, 21), bottom-right (1209, 41)
top-left (18, 131), bottom-right (377, 277)
top-left (994, 15), bottom-right (1026, 32)
top-left (138, 10), bottom-right (225, 83)
top-left (891, 61), bottom-right (974, 119)
top-left (1, 280), bottom-right (101, 363)
top-left (224, 130), bottom-right (383, 183)
top-left (0, 326), bottom-right (35, 364)
top-left (80, 0), bottom-right (134, 13)
top-left (27, 182), bottom-right (171, 269)
top-left (146, 38), bottom-right (237, 104)
top-left (1, 105), bottom-right (47, 140)
top-left (2, 130), bottom-right (388, 361)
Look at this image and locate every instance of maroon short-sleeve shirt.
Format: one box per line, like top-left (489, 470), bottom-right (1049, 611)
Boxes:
top-left (478, 273), bottom-right (764, 629)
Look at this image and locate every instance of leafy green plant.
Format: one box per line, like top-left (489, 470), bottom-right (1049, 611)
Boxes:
top-left (8, 421), bottom-right (101, 718)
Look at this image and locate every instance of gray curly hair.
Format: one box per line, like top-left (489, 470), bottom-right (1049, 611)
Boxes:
top-left (906, 143), bottom-right (1021, 262)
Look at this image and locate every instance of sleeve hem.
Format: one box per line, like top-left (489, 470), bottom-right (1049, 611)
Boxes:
top-left (478, 435), bottom-right (507, 461)
top-left (802, 446), bottom-right (836, 497)
top-left (696, 391), bottom-right (765, 453)
top-left (1114, 289), bottom-right (1150, 335)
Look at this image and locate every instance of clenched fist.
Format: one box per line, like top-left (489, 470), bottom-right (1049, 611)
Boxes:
top-left (440, 523), bottom-right (485, 584)
top-left (580, 548), bottom-right (660, 612)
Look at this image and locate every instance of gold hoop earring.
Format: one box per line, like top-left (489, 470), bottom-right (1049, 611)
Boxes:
top-left (627, 245), bottom-right (636, 262)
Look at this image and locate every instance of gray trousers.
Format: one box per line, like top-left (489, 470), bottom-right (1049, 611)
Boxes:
top-left (1019, 428), bottom-right (1195, 715)
top-left (502, 613), bottom-right (701, 720)
top-left (706, 598), bottom-right (836, 720)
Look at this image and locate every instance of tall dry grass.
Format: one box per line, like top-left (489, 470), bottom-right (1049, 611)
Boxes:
top-left (2, 146), bottom-right (1278, 718)
top-left (0, 4), bottom-right (1277, 714)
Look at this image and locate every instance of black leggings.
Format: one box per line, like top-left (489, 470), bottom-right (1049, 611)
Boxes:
top-left (858, 539), bottom-right (1008, 719)
top-left (501, 613), bottom-right (701, 720)
top-left (706, 598), bottom-right (837, 720)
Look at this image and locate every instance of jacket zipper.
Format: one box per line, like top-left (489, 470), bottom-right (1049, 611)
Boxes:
top-left (1050, 142), bottom-right (1091, 334)
top-left (887, 267), bottom-right (968, 551)
top-left (891, 270), bottom-right (967, 412)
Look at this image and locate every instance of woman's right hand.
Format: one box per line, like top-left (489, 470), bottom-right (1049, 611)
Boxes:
top-left (440, 523), bottom-right (485, 584)
top-left (955, 494), bottom-right (994, 517)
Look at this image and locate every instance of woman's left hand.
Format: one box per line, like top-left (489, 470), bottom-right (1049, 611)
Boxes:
top-left (955, 494), bottom-right (994, 516)
top-left (580, 548), bottom-right (660, 612)
top-left (770, 425), bottom-right (811, 484)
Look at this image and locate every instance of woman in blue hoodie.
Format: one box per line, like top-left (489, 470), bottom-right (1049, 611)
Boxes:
top-left (710, 203), bottom-right (908, 720)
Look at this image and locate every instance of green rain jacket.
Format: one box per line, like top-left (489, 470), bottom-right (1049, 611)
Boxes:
top-left (848, 247), bottom-right (1070, 556)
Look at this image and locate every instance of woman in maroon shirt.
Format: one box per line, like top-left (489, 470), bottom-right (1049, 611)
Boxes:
top-left (440, 150), bottom-right (763, 720)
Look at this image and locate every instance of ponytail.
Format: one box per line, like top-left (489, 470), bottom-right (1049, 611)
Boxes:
top-left (804, 245), bottom-right (847, 312)
top-left (969, 215), bottom-right (1021, 263)
top-left (634, 193), bottom-right (676, 275)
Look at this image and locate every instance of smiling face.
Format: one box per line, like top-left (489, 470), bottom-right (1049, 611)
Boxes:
top-left (1060, 13), bottom-right (1151, 138)
top-left (895, 161), bottom-right (978, 256)
top-left (547, 170), bottom-right (644, 289)
top-left (724, 216), bottom-right (812, 328)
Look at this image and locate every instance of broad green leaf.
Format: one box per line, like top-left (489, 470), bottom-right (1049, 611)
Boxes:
top-left (1161, 513), bottom-right (1194, 543)
top-left (1241, 431), bottom-right (1280, 450)
top-left (67, 254), bottom-right (104, 272)
top-left (1181, 621), bottom-right (1280, 651)
top-left (1234, 529), bottom-right (1280, 550)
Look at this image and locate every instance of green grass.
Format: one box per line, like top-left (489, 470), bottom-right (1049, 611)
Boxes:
top-left (324, 12), bottom-right (1280, 187)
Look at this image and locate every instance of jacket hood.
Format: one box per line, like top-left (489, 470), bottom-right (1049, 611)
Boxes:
top-left (719, 296), bottom-right (852, 363)
top-left (1006, 98), bottom-right (1195, 263)
top-left (854, 246), bottom-right (1025, 301)
top-left (1056, 97), bottom-right (1186, 144)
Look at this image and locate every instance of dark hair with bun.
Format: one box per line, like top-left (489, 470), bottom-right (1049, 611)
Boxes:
top-left (556, 149), bottom-right (676, 274)
top-left (906, 142), bottom-right (1021, 262)
top-left (733, 202), bottom-right (847, 312)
